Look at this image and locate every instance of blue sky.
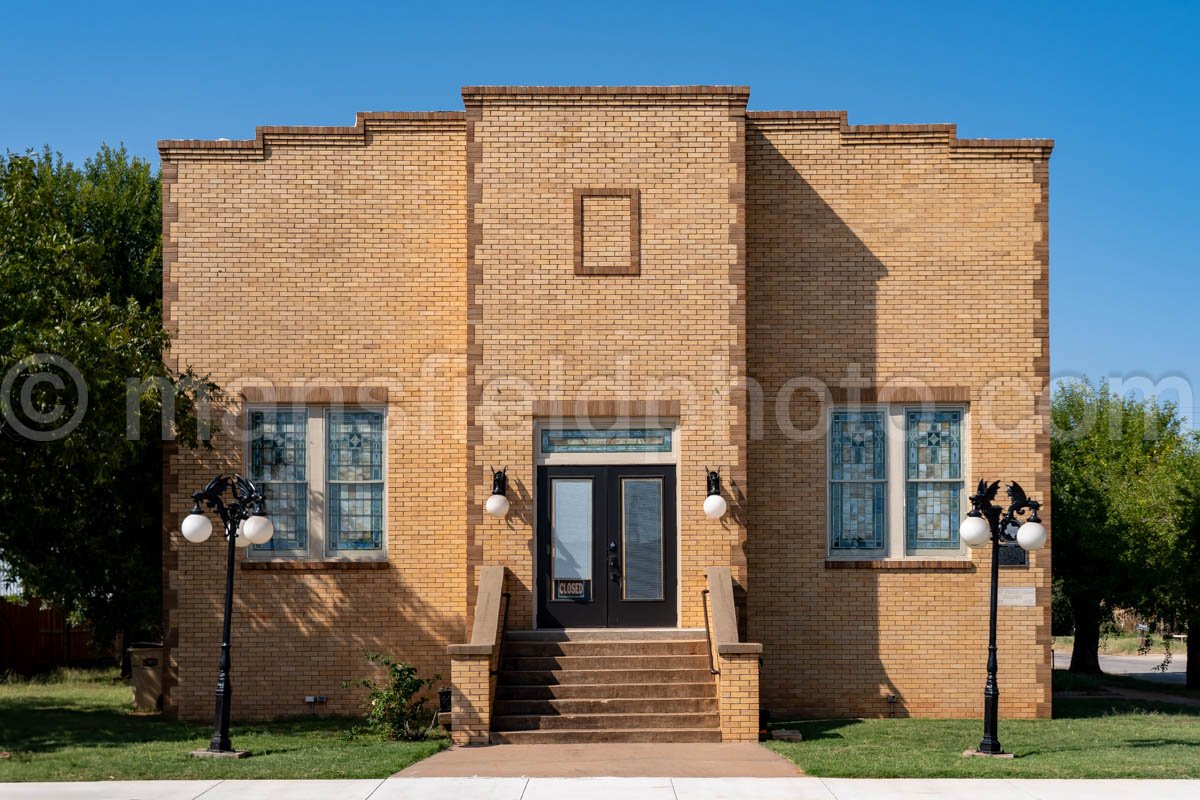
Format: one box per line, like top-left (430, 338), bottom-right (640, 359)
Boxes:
top-left (2, 2), bottom-right (1196, 423)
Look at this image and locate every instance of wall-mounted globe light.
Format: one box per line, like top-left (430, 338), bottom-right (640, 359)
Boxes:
top-left (703, 468), bottom-right (728, 520)
top-left (485, 467), bottom-right (510, 518)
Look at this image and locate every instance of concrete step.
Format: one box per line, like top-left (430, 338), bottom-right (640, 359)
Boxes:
top-left (491, 629), bottom-right (720, 742)
top-left (490, 728), bottom-right (723, 744)
top-left (496, 668), bottom-right (713, 686)
top-left (504, 629), bottom-right (706, 642)
top-left (492, 711), bottom-right (719, 732)
top-left (494, 696), bottom-right (718, 716)
top-left (503, 639), bottom-right (707, 657)
top-left (495, 681), bottom-right (717, 701)
top-left (500, 654), bottom-right (711, 671)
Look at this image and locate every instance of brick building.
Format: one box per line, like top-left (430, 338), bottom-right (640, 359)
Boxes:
top-left (159, 86), bottom-right (1052, 743)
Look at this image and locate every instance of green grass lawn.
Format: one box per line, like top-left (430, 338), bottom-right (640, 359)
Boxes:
top-left (768, 694), bottom-right (1200, 778)
top-left (0, 668), bottom-right (446, 782)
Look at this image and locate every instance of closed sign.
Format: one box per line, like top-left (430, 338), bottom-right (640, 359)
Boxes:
top-left (555, 580), bottom-right (590, 601)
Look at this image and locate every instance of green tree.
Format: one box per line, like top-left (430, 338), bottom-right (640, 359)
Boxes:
top-left (1178, 455), bottom-right (1200, 688)
top-left (1141, 441), bottom-right (1200, 688)
top-left (0, 146), bottom-right (215, 650)
top-left (1051, 378), bottom-right (1189, 673)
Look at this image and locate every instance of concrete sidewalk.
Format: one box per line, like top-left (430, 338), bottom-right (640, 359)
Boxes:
top-left (4, 778), bottom-right (1200, 800)
top-left (395, 742), bottom-right (800, 777)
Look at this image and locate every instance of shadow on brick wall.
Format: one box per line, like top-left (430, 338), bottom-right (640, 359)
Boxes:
top-left (745, 128), bottom-right (900, 718)
top-left (164, 429), bottom-right (466, 722)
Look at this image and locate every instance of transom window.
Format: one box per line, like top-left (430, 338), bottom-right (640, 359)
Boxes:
top-left (246, 407), bottom-right (386, 560)
top-left (541, 428), bottom-right (672, 453)
top-left (828, 406), bottom-right (967, 559)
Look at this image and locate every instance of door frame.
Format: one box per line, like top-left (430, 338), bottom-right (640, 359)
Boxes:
top-left (532, 418), bottom-right (680, 629)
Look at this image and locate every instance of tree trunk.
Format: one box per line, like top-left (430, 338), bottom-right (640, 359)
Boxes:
top-left (119, 629), bottom-right (133, 679)
top-left (1188, 612), bottom-right (1199, 690)
top-left (1069, 595), bottom-right (1103, 673)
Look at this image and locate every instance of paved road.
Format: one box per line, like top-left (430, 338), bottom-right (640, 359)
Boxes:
top-left (3, 778), bottom-right (1200, 800)
top-left (1053, 650), bottom-right (1188, 685)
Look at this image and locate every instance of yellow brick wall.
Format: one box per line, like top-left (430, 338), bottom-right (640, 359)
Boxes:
top-left (745, 113), bottom-right (1052, 719)
top-left (160, 92), bottom-right (1051, 723)
top-left (464, 87), bottom-right (749, 631)
top-left (160, 115), bottom-right (468, 720)
top-left (449, 654), bottom-right (491, 744)
top-left (717, 652), bottom-right (761, 741)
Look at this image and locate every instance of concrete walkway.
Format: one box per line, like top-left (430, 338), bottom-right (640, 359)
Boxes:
top-left (4, 778), bottom-right (1200, 800)
top-left (395, 742), bottom-right (800, 777)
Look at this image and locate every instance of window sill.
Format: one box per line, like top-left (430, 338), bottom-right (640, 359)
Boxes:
top-left (825, 559), bottom-right (974, 570)
top-left (241, 561), bottom-right (389, 571)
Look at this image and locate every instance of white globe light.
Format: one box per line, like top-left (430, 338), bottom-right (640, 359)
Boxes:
top-left (960, 515), bottom-right (991, 548)
top-left (181, 513), bottom-right (213, 543)
top-left (485, 493), bottom-right (510, 518)
top-left (243, 515), bottom-right (274, 545)
top-left (235, 525), bottom-right (252, 547)
top-left (1017, 520), bottom-right (1047, 551)
top-left (703, 493), bottom-right (728, 520)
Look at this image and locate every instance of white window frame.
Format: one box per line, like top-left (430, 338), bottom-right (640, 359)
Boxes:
top-left (827, 404), bottom-right (969, 560)
top-left (245, 405), bottom-right (388, 562)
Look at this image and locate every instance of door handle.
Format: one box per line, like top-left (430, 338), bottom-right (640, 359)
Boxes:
top-left (608, 542), bottom-right (621, 582)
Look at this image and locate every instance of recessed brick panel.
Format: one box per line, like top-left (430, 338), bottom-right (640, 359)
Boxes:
top-left (574, 189), bottom-right (640, 275)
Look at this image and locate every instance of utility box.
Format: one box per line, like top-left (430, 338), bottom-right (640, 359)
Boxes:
top-left (128, 644), bottom-right (163, 711)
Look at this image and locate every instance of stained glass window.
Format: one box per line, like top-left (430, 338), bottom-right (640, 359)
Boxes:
top-left (829, 411), bottom-right (886, 553)
top-left (905, 409), bottom-right (963, 551)
top-left (327, 411), bottom-right (384, 553)
top-left (542, 428), bottom-right (672, 453)
top-left (248, 410), bottom-right (308, 552)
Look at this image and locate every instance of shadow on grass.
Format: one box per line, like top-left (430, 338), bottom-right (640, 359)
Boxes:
top-left (0, 692), bottom-right (366, 755)
top-left (1053, 668), bottom-right (1200, 701)
top-left (0, 703), bottom-right (197, 753)
top-left (769, 718), bottom-right (864, 741)
top-left (1053, 698), bottom-right (1200, 720)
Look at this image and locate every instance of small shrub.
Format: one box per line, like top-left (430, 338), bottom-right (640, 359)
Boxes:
top-left (342, 652), bottom-right (439, 740)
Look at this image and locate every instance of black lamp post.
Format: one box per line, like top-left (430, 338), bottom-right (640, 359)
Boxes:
top-left (179, 474), bottom-right (274, 756)
top-left (959, 479), bottom-right (1046, 756)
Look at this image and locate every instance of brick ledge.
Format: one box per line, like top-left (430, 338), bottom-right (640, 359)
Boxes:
top-left (241, 561), bottom-right (389, 571)
top-left (158, 111), bottom-right (466, 158)
top-left (825, 559), bottom-right (974, 570)
top-left (747, 110), bottom-right (1053, 156)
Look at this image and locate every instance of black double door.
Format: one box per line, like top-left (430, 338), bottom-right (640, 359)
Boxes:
top-left (536, 465), bottom-right (677, 628)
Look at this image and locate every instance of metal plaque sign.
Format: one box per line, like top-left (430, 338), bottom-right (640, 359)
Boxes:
top-left (554, 579), bottom-right (591, 601)
top-left (998, 543), bottom-right (1028, 567)
top-left (998, 587), bottom-right (1037, 607)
